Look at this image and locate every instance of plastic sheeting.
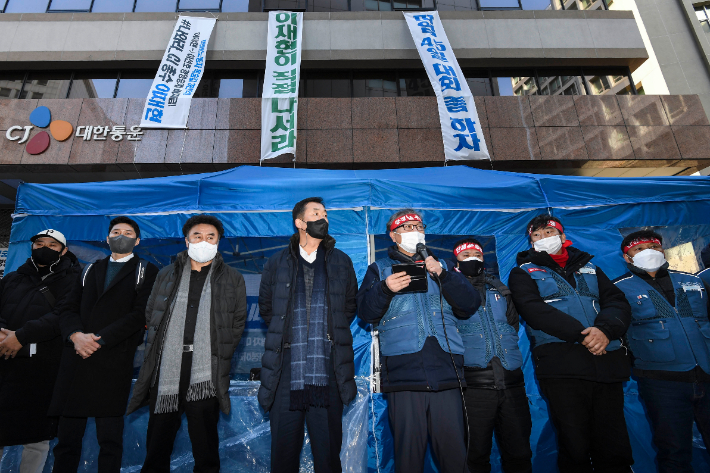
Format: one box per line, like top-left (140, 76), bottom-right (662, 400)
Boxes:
top-left (5, 166), bottom-right (710, 472)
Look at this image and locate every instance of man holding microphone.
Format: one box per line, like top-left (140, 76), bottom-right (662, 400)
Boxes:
top-left (357, 209), bottom-right (480, 473)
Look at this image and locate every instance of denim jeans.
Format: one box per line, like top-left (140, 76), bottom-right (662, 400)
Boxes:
top-left (637, 377), bottom-right (710, 473)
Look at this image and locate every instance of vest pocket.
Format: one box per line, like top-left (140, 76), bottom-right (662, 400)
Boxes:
top-left (499, 334), bottom-right (523, 369)
top-left (379, 310), bottom-right (419, 356)
top-left (696, 319), bottom-right (710, 354)
top-left (628, 321), bottom-right (674, 362)
top-left (461, 332), bottom-right (486, 368)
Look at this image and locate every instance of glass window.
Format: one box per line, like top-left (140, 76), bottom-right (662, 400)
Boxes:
top-left (467, 77), bottom-right (493, 96)
top-left (21, 72), bottom-right (71, 99)
top-left (303, 71), bottom-right (350, 97)
top-left (91, 0), bottom-right (135, 12)
top-left (4, 0), bottom-right (49, 13)
top-left (392, 0), bottom-right (434, 9)
top-left (353, 72), bottom-right (397, 97)
top-left (0, 0), bottom-right (8, 11)
top-left (134, 0), bottom-right (177, 12)
top-left (559, 0), bottom-right (605, 10)
top-left (538, 74), bottom-right (586, 96)
top-left (115, 71), bottom-right (154, 98)
top-left (493, 71), bottom-right (533, 96)
top-left (178, 0), bottom-right (220, 10)
top-left (399, 73), bottom-right (434, 97)
top-left (478, 0), bottom-right (520, 9)
top-left (309, 0), bottom-right (349, 12)
top-left (211, 71), bottom-right (261, 98)
top-left (585, 73), bottom-right (630, 95)
top-left (0, 72), bottom-right (25, 100)
top-left (264, 0), bottom-right (307, 10)
top-left (68, 72), bottom-right (119, 99)
top-left (221, 0), bottom-right (250, 11)
top-left (520, 0), bottom-right (554, 9)
top-left (47, 0), bottom-right (92, 11)
top-left (364, 0), bottom-right (392, 11)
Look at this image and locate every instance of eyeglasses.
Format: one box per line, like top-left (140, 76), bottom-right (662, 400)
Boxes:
top-left (395, 223), bottom-right (426, 232)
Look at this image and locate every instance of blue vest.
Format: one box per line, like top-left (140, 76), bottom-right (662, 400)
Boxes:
top-left (374, 257), bottom-right (463, 357)
top-left (456, 283), bottom-right (522, 371)
top-left (699, 268), bottom-right (710, 288)
top-left (521, 261), bottom-right (621, 351)
top-left (614, 271), bottom-right (710, 373)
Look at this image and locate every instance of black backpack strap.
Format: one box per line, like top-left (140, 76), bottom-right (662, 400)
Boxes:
top-left (487, 276), bottom-right (512, 297)
top-left (134, 258), bottom-right (147, 291)
top-left (38, 285), bottom-right (56, 308)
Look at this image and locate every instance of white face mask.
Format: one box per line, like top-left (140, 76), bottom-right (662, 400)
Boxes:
top-left (533, 235), bottom-right (563, 254)
top-left (188, 240), bottom-right (219, 263)
top-left (462, 256), bottom-right (483, 262)
top-left (397, 231), bottom-right (425, 254)
top-left (631, 249), bottom-right (666, 272)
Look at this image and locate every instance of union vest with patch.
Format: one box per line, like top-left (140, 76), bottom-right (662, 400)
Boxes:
top-left (520, 261), bottom-right (621, 351)
top-left (456, 283), bottom-right (522, 370)
top-left (374, 257), bottom-right (463, 357)
top-left (615, 271), bottom-right (710, 373)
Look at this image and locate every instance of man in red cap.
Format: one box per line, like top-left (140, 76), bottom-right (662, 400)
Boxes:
top-left (508, 214), bottom-right (633, 473)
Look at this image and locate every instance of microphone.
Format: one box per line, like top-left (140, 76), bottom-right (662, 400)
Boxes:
top-left (416, 243), bottom-right (430, 260)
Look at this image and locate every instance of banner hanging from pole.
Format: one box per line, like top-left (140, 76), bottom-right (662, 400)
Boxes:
top-left (404, 12), bottom-right (490, 161)
top-left (140, 16), bottom-right (217, 129)
top-left (261, 11), bottom-right (303, 162)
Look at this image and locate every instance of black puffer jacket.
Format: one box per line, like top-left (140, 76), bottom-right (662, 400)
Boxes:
top-left (508, 246), bottom-right (632, 383)
top-left (258, 234), bottom-right (358, 412)
top-left (0, 252), bottom-right (80, 446)
top-left (127, 251), bottom-right (247, 415)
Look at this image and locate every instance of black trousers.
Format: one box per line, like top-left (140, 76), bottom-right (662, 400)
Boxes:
top-left (387, 388), bottom-right (467, 473)
top-left (464, 386), bottom-right (532, 473)
top-left (142, 353), bottom-right (221, 473)
top-left (538, 378), bottom-right (633, 473)
top-left (53, 416), bottom-right (124, 473)
top-left (269, 348), bottom-right (344, 473)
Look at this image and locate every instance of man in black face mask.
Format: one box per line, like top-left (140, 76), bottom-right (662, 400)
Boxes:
top-left (449, 238), bottom-right (532, 473)
top-left (50, 216), bottom-right (158, 473)
top-left (0, 229), bottom-right (80, 473)
top-left (258, 197), bottom-right (358, 473)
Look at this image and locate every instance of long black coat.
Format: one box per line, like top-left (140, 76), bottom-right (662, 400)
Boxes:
top-left (127, 251), bottom-right (247, 415)
top-left (0, 253), bottom-right (80, 446)
top-left (49, 256), bottom-right (158, 418)
top-left (258, 234), bottom-right (358, 412)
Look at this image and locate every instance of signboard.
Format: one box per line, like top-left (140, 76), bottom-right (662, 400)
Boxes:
top-left (140, 17), bottom-right (217, 129)
top-left (261, 12), bottom-right (303, 161)
top-left (404, 12), bottom-right (490, 161)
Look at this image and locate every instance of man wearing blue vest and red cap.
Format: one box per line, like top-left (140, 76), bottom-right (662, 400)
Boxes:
top-left (357, 209), bottom-right (480, 473)
top-left (508, 214), bottom-right (633, 473)
top-left (450, 238), bottom-right (532, 473)
top-left (614, 230), bottom-right (710, 473)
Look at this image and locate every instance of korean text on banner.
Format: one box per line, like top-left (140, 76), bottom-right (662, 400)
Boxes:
top-left (140, 17), bottom-right (217, 129)
top-left (404, 12), bottom-right (490, 161)
top-left (261, 12), bottom-right (303, 162)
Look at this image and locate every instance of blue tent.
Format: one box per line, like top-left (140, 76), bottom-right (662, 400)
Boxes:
top-left (3, 166), bottom-right (710, 473)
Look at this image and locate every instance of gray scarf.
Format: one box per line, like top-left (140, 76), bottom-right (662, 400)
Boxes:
top-left (155, 263), bottom-right (216, 414)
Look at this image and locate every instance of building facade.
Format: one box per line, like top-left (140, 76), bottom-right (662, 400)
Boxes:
top-left (0, 0), bottom-right (709, 208)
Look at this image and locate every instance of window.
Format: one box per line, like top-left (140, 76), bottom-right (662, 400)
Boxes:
top-left (696, 5), bottom-right (710, 43)
top-left (134, 0), bottom-right (177, 12)
top-left (91, 0), bottom-right (136, 12)
top-left (21, 72), bottom-right (71, 99)
top-left (0, 0), bottom-right (7, 12)
top-left (555, 0), bottom-right (607, 10)
top-left (0, 73), bottom-right (24, 100)
top-left (221, 0), bottom-right (250, 11)
top-left (303, 71), bottom-right (351, 98)
top-left (47, 0), bottom-right (92, 11)
top-left (4, 0), bottom-right (49, 13)
top-left (68, 71), bottom-right (119, 99)
top-left (115, 71), bottom-right (154, 98)
top-left (478, 0), bottom-right (521, 9)
top-left (178, 0), bottom-right (220, 10)
top-left (353, 71), bottom-right (398, 97)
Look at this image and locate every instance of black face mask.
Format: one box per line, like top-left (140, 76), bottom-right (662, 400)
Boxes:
top-left (458, 259), bottom-right (484, 277)
top-left (32, 247), bottom-right (61, 266)
top-left (305, 218), bottom-right (329, 239)
top-left (108, 235), bottom-right (137, 254)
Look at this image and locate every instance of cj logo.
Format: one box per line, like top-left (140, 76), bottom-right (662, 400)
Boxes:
top-left (5, 106), bottom-right (73, 155)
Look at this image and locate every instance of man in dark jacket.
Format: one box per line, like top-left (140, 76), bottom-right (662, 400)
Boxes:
top-left (50, 217), bottom-right (159, 473)
top-left (0, 229), bottom-right (80, 473)
top-left (508, 214), bottom-right (633, 473)
top-left (127, 215), bottom-right (247, 473)
top-left (357, 209), bottom-right (480, 473)
top-left (449, 238), bottom-right (532, 473)
top-left (614, 230), bottom-right (710, 473)
top-left (258, 197), bottom-right (358, 473)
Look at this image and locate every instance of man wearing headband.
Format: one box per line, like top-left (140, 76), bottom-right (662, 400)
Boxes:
top-left (508, 214), bottom-right (633, 473)
top-left (614, 230), bottom-right (710, 472)
top-left (357, 209), bottom-right (480, 473)
top-left (450, 238), bottom-right (532, 473)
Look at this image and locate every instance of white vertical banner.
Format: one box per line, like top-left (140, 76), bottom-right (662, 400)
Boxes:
top-left (404, 12), bottom-right (490, 161)
top-left (261, 11), bottom-right (303, 162)
top-left (140, 16), bottom-right (217, 129)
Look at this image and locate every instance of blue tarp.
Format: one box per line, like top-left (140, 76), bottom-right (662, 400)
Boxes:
top-left (3, 166), bottom-right (710, 473)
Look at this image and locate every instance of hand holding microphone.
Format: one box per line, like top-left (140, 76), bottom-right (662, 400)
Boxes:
top-left (417, 244), bottom-right (443, 277)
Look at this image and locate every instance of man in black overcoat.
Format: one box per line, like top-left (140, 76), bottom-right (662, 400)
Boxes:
top-left (49, 217), bottom-right (158, 473)
top-left (0, 229), bottom-right (80, 473)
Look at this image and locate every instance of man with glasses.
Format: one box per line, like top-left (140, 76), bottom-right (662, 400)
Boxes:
top-left (357, 209), bottom-right (480, 473)
top-left (507, 214), bottom-right (633, 473)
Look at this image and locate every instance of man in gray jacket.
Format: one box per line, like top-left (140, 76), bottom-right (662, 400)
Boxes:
top-left (127, 215), bottom-right (247, 473)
